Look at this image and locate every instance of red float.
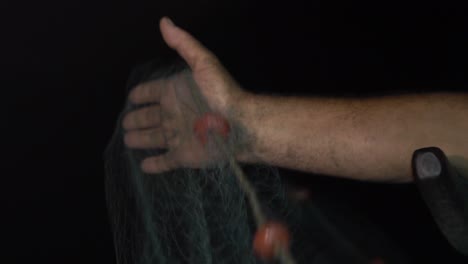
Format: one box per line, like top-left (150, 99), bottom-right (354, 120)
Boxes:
top-left (193, 112), bottom-right (230, 145)
top-left (253, 221), bottom-right (291, 261)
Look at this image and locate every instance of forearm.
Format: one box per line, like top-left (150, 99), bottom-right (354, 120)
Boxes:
top-left (237, 92), bottom-right (468, 182)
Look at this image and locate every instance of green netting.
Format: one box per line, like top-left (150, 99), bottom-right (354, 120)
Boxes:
top-left (104, 58), bottom-right (408, 264)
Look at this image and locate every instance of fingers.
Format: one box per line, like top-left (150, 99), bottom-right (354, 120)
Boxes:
top-left (159, 17), bottom-right (221, 73)
top-left (124, 128), bottom-right (167, 149)
top-left (142, 154), bottom-right (177, 174)
top-left (122, 105), bottom-right (161, 130)
top-left (129, 80), bottom-right (164, 104)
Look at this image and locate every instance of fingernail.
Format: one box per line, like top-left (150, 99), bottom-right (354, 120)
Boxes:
top-left (164, 17), bottom-right (175, 26)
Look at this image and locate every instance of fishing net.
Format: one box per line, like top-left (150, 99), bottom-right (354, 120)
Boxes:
top-left (104, 57), bottom-right (408, 264)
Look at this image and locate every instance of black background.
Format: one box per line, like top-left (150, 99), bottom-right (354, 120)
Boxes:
top-left (2, 0), bottom-right (467, 263)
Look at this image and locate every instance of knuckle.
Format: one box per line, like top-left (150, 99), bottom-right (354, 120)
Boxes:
top-left (144, 131), bottom-right (154, 143)
top-left (202, 55), bottom-right (219, 68)
top-left (145, 107), bottom-right (155, 122)
top-left (195, 55), bottom-right (219, 72)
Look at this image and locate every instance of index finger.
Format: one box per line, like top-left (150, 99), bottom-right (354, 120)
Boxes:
top-left (129, 79), bottom-right (165, 104)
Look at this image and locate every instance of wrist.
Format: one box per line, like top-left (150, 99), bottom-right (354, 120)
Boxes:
top-left (230, 92), bottom-right (263, 164)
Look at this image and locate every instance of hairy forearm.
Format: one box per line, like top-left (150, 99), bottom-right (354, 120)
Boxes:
top-left (237, 92), bottom-right (468, 182)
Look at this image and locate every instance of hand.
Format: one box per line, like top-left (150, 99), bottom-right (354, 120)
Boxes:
top-left (123, 17), bottom-right (250, 174)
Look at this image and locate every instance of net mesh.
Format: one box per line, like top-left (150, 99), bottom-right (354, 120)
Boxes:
top-left (104, 58), bottom-right (298, 264)
top-left (104, 58), bottom-right (408, 264)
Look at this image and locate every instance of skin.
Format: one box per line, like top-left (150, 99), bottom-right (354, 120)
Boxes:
top-left (123, 17), bottom-right (468, 183)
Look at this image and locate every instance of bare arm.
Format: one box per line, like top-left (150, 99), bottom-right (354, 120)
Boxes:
top-left (237, 93), bottom-right (468, 182)
top-left (125, 17), bottom-right (468, 183)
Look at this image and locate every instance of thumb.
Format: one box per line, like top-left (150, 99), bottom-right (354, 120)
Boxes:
top-left (159, 17), bottom-right (220, 73)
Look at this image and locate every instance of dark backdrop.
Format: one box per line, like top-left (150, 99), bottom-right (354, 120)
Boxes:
top-left (2, 0), bottom-right (467, 263)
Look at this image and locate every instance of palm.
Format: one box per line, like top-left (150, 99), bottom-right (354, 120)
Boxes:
top-left (158, 72), bottom-right (217, 168)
